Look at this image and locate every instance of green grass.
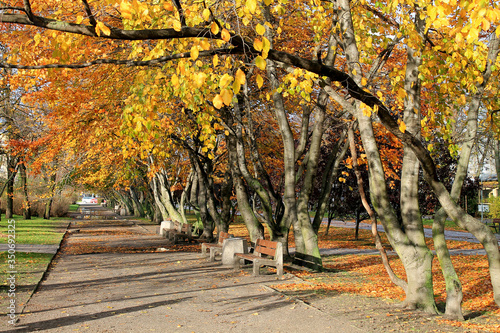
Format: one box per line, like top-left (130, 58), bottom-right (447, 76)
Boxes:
top-left (0, 252), bottom-right (54, 315)
top-left (69, 204), bottom-right (80, 212)
top-left (422, 218), bottom-right (461, 230)
top-left (0, 215), bottom-right (69, 245)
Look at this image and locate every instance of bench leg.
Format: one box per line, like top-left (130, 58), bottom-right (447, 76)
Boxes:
top-left (201, 244), bottom-right (208, 256)
top-left (252, 260), bottom-right (260, 276)
top-left (276, 263), bottom-right (283, 277)
top-left (233, 256), bottom-right (242, 270)
top-left (209, 247), bottom-right (217, 261)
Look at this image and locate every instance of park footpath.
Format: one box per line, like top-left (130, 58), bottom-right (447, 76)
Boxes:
top-left (1, 211), bottom-right (364, 333)
top-left (2, 209), bottom-right (498, 333)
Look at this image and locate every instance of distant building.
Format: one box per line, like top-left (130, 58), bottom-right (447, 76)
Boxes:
top-left (480, 171), bottom-right (498, 198)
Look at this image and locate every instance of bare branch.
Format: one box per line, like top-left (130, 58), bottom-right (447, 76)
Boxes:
top-left (81, 0), bottom-right (97, 26)
top-left (23, 0), bottom-right (34, 21)
top-left (172, 0), bottom-right (186, 26)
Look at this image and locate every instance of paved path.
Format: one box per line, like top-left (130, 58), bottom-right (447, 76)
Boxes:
top-left (2, 219), bottom-right (363, 333)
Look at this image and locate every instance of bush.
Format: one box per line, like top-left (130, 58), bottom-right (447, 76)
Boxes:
top-left (11, 194), bottom-right (71, 218)
top-left (487, 196), bottom-right (500, 219)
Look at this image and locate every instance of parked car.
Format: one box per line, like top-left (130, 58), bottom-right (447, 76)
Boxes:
top-left (82, 197), bottom-right (98, 204)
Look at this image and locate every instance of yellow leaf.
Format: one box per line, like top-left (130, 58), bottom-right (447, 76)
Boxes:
top-left (235, 69), bottom-right (246, 85)
top-left (256, 24), bottom-right (266, 35)
top-left (255, 56), bottom-right (266, 70)
top-left (254, 38), bottom-right (263, 51)
top-left (164, 2), bottom-right (174, 11)
top-left (213, 94), bottom-right (223, 109)
top-left (399, 120), bottom-right (406, 133)
top-left (171, 74), bottom-right (179, 88)
top-left (233, 80), bottom-right (241, 94)
top-left (120, 1), bottom-right (133, 20)
top-left (221, 89), bottom-right (233, 105)
top-left (173, 20), bottom-right (182, 32)
top-left (97, 21), bottom-right (111, 36)
top-left (264, 0), bottom-right (273, 5)
top-left (200, 40), bottom-right (211, 50)
top-left (397, 88), bottom-right (406, 99)
top-left (361, 77), bottom-right (367, 86)
top-left (221, 29), bottom-right (231, 42)
top-left (190, 46), bottom-right (199, 60)
top-left (262, 37), bottom-right (270, 58)
top-left (76, 15), bottom-right (84, 24)
top-left (213, 54), bottom-right (219, 67)
top-left (219, 73), bottom-right (233, 88)
top-left (202, 8), bottom-right (211, 21)
top-left (247, 0), bottom-right (257, 13)
top-left (256, 74), bottom-right (264, 88)
top-left (211, 22), bottom-right (220, 35)
top-left (194, 73), bottom-right (207, 88)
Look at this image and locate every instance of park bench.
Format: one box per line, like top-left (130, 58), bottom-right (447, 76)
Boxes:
top-left (233, 239), bottom-right (283, 277)
top-left (487, 219), bottom-right (500, 233)
top-left (168, 221), bottom-right (194, 243)
top-left (201, 231), bottom-right (233, 261)
top-left (80, 208), bottom-right (96, 220)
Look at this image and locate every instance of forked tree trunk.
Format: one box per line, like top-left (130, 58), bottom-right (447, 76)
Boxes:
top-left (338, 0), bottom-right (437, 313)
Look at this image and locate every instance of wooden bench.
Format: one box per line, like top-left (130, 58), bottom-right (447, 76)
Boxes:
top-left (487, 219), bottom-right (500, 233)
top-left (201, 231), bottom-right (233, 261)
top-left (168, 221), bottom-right (194, 243)
top-left (233, 239), bottom-right (283, 277)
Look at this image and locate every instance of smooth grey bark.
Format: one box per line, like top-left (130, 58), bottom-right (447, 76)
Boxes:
top-left (227, 131), bottom-right (264, 242)
top-left (348, 125), bottom-right (407, 292)
top-left (311, 130), bottom-right (349, 233)
top-left (337, 0), bottom-right (437, 312)
top-left (432, 33), bottom-right (499, 319)
top-left (400, 14), bottom-right (436, 311)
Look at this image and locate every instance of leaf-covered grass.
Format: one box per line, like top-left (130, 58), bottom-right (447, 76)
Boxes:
top-left (0, 216), bottom-right (69, 245)
top-left (0, 252), bottom-right (54, 315)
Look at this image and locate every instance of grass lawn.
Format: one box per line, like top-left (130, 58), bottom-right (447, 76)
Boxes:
top-left (0, 215), bottom-right (69, 245)
top-left (0, 252), bottom-right (55, 315)
top-left (68, 204), bottom-right (80, 212)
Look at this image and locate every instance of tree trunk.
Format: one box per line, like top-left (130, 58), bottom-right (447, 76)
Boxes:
top-left (44, 174), bottom-right (57, 220)
top-left (129, 186), bottom-right (145, 218)
top-left (5, 156), bottom-right (17, 219)
top-left (348, 125), bottom-right (407, 292)
top-left (338, 0), bottom-right (437, 312)
top-left (227, 129), bottom-right (264, 242)
top-left (19, 162), bottom-right (31, 220)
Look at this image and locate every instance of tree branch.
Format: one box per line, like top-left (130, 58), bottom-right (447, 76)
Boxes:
top-left (172, 0), bottom-right (186, 26)
top-left (0, 48), bottom-right (235, 69)
top-left (81, 0), bottom-right (97, 26)
top-left (22, 0), bottom-right (34, 22)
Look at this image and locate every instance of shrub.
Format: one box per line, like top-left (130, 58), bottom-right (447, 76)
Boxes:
top-left (486, 196), bottom-right (500, 219)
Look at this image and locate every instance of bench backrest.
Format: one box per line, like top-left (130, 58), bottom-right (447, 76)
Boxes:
top-left (254, 239), bottom-right (282, 260)
top-left (218, 231), bottom-right (232, 245)
top-left (180, 223), bottom-right (191, 235)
